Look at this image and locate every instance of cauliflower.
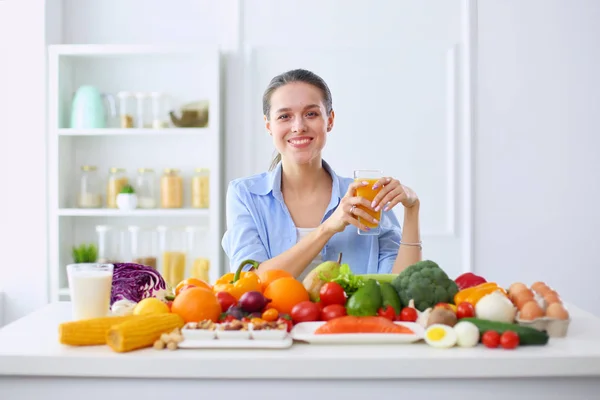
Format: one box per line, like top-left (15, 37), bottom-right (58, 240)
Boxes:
top-left (391, 260), bottom-right (459, 311)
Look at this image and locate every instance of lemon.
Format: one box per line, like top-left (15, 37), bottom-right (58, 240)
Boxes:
top-left (133, 297), bottom-right (170, 315)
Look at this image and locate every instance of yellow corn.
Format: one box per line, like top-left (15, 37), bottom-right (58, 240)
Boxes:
top-left (106, 313), bottom-right (185, 353)
top-left (59, 315), bottom-right (138, 346)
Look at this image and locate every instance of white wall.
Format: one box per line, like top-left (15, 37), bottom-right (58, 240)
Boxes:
top-left (0, 0), bottom-right (598, 324)
top-left (476, 0), bottom-right (600, 315)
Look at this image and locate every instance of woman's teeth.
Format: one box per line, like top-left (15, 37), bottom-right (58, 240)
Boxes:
top-left (288, 138), bottom-right (311, 144)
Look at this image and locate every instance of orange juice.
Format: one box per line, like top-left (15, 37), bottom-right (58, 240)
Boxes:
top-left (354, 178), bottom-right (382, 229)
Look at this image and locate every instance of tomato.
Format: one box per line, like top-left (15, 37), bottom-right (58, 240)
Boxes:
top-left (277, 314), bottom-right (293, 332)
top-left (291, 301), bottom-right (321, 324)
top-left (319, 282), bottom-right (347, 307)
top-left (215, 291), bottom-right (237, 313)
top-left (456, 302), bottom-right (475, 319)
top-left (377, 305), bottom-right (396, 321)
top-left (261, 308), bottom-right (279, 322)
top-left (500, 331), bottom-right (520, 350)
top-left (321, 304), bottom-right (347, 321)
top-left (482, 330), bottom-right (501, 348)
top-left (315, 301), bottom-right (325, 313)
top-left (398, 307), bottom-right (418, 322)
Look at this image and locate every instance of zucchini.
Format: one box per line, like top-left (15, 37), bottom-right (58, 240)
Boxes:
top-left (357, 274), bottom-right (397, 284)
top-left (461, 318), bottom-right (549, 346)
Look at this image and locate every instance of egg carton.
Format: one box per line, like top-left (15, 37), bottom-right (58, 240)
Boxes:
top-left (515, 312), bottom-right (570, 338)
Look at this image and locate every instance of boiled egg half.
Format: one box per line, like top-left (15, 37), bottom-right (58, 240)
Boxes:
top-left (424, 324), bottom-right (457, 348)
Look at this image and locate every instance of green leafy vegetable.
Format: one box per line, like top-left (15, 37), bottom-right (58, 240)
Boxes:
top-left (72, 243), bottom-right (98, 263)
top-left (320, 264), bottom-right (365, 297)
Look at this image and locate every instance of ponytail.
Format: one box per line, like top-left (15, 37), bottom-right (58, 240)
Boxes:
top-left (269, 152), bottom-right (282, 171)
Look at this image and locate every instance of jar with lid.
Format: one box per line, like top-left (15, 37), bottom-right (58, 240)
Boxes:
top-left (96, 225), bottom-right (125, 264)
top-left (158, 226), bottom-right (188, 288)
top-left (186, 226), bottom-right (211, 283)
top-left (150, 92), bottom-right (170, 129)
top-left (191, 168), bottom-right (209, 209)
top-left (77, 165), bottom-right (102, 208)
top-left (135, 168), bottom-right (157, 209)
top-left (106, 168), bottom-right (129, 208)
top-left (128, 226), bottom-right (158, 269)
top-left (117, 91), bottom-right (135, 128)
top-left (160, 168), bottom-right (183, 208)
top-left (135, 92), bottom-right (151, 129)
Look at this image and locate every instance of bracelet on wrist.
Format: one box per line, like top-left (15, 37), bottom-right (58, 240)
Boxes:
top-left (400, 241), bottom-right (422, 250)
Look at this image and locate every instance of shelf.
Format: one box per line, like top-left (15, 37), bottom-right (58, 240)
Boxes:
top-left (57, 128), bottom-right (211, 137)
top-left (58, 288), bottom-right (70, 296)
top-left (57, 208), bottom-right (210, 217)
top-left (48, 44), bottom-right (216, 57)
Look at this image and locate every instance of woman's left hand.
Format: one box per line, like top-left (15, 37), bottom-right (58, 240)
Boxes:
top-left (370, 177), bottom-right (419, 212)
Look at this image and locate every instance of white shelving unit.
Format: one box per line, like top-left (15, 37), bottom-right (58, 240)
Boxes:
top-left (47, 45), bottom-right (224, 302)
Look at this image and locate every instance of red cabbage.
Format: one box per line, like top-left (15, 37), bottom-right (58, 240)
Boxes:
top-left (110, 263), bottom-right (166, 305)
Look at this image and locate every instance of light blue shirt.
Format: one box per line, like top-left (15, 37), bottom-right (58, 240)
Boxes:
top-left (221, 160), bottom-right (403, 275)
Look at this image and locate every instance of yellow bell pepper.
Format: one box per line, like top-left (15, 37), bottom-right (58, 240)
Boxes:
top-left (454, 282), bottom-right (507, 306)
top-left (213, 260), bottom-right (262, 300)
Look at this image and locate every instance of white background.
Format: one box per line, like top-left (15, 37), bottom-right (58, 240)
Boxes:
top-left (0, 0), bottom-right (598, 325)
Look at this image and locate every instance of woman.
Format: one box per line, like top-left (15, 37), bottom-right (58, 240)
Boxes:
top-left (221, 69), bottom-right (422, 279)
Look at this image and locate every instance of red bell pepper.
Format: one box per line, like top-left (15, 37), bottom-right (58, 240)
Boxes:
top-left (455, 272), bottom-right (487, 290)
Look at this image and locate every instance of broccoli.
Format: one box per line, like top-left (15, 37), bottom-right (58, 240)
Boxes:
top-left (391, 260), bottom-right (459, 311)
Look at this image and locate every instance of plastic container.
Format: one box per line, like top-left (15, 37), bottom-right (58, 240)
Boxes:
top-left (117, 91), bottom-right (135, 128)
top-left (158, 226), bottom-right (188, 288)
top-left (160, 168), bottom-right (184, 208)
top-left (96, 225), bottom-right (126, 264)
top-left (128, 226), bottom-right (158, 269)
top-left (135, 168), bottom-right (157, 209)
top-left (191, 168), bottom-right (210, 209)
top-left (106, 168), bottom-right (129, 208)
top-left (77, 165), bottom-right (102, 208)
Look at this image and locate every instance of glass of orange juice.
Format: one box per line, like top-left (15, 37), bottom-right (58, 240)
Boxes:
top-left (353, 169), bottom-right (383, 235)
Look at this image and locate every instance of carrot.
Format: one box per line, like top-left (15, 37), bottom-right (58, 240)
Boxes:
top-left (314, 316), bottom-right (414, 335)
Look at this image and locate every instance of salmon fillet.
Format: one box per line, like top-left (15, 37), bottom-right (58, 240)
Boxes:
top-left (314, 316), bottom-right (414, 335)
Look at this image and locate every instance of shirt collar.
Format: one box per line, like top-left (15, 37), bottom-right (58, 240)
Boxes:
top-left (248, 159), bottom-right (343, 207)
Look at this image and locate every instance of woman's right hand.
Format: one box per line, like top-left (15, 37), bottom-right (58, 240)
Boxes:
top-left (323, 181), bottom-right (376, 234)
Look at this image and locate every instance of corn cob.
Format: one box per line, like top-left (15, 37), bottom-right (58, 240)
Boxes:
top-left (59, 315), bottom-right (138, 346)
top-left (106, 313), bottom-right (185, 353)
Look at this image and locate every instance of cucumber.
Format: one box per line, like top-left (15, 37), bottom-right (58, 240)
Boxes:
top-left (461, 318), bottom-right (549, 345)
top-left (357, 274), bottom-right (397, 284)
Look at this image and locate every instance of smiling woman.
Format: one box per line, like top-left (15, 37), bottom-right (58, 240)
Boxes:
top-left (221, 69), bottom-right (422, 279)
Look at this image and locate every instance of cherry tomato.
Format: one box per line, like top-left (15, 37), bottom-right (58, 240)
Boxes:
top-left (291, 301), bottom-right (321, 324)
top-left (319, 282), bottom-right (347, 307)
top-left (215, 291), bottom-right (237, 313)
top-left (277, 314), bottom-right (293, 332)
top-left (321, 304), bottom-right (347, 321)
top-left (398, 307), bottom-right (418, 322)
top-left (500, 331), bottom-right (520, 350)
top-left (482, 330), bottom-right (501, 348)
top-left (261, 308), bottom-right (279, 322)
top-left (377, 305), bottom-right (396, 321)
top-left (456, 302), bottom-right (475, 319)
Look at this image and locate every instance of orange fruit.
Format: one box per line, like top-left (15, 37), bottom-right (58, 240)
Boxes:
top-left (258, 269), bottom-right (293, 291)
top-left (263, 277), bottom-right (309, 315)
top-left (175, 278), bottom-right (212, 296)
top-left (170, 287), bottom-right (221, 323)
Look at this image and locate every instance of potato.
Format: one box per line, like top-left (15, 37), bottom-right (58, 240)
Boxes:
top-left (426, 308), bottom-right (458, 328)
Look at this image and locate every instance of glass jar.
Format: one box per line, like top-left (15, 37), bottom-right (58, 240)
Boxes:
top-left (106, 168), bottom-right (129, 208)
top-left (150, 92), bottom-right (170, 129)
top-left (191, 168), bottom-right (209, 209)
top-left (117, 91), bottom-right (134, 128)
top-left (96, 225), bottom-right (124, 264)
top-left (186, 226), bottom-right (210, 283)
top-left (135, 168), bottom-right (157, 209)
top-left (160, 168), bottom-right (183, 208)
top-left (128, 226), bottom-right (158, 269)
top-left (135, 92), bottom-right (150, 129)
top-left (158, 226), bottom-right (188, 288)
top-left (77, 165), bottom-right (102, 208)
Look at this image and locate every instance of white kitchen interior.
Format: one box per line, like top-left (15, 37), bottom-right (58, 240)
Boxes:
top-left (0, 0), bottom-right (599, 327)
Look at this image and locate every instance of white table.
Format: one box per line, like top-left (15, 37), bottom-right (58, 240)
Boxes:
top-left (1, 301), bottom-right (599, 399)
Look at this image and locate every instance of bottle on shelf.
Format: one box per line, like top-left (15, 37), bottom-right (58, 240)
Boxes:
top-left (150, 92), bottom-right (171, 129)
top-left (191, 168), bottom-right (210, 209)
top-left (135, 168), bottom-right (157, 209)
top-left (116, 91), bottom-right (135, 128)
top-left (106, 167), bottom-right (129, 208)
top-left (160, 168), bottom-right (183, 208)
top-left (186, 226), bottom-right (210, 283)
top-left (128, 225), bottom-right (158, 269)
top-left (158, 225), bottom-right (188, 289)
top-left (77, 165), bottom-right (102, 208)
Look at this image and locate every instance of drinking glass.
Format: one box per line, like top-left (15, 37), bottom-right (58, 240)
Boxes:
top-left (67, 263), bottom-right (114, 320)
top-left (353, 170), bottom-right (383, 235)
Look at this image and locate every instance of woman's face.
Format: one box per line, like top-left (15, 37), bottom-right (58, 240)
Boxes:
top-left (265, 82), bottom-right (335, 166)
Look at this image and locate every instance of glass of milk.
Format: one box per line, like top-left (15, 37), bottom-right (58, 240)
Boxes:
top-left (67, 263), bottom-right (114, 320)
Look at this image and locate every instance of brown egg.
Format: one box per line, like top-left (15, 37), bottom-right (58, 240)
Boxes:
top-left (544, 293), bottom-right (562, 305)
top-left (514, 291), bottom-right (535, 310)
top-left (531, 281), bottom-right (548, 293)
top-left (536, 286), bottom-right (553, 296)
top-left (519, 301), bottom-right (545, 321)
top-left (546, 303), bottom-right (570, 320)
top-left (509, 283), bottom-right (528, 296)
